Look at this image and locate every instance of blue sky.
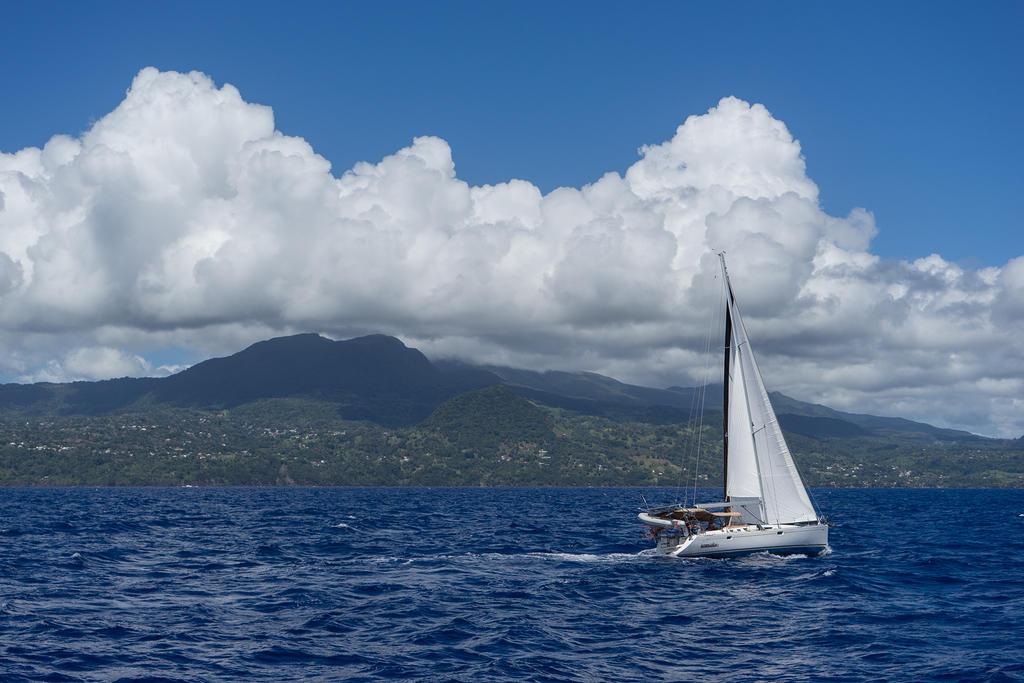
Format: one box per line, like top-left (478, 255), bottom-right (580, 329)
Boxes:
top-left (3, 1), bottom-right (1020, 265)
top-left (1, 1), bottom-right (1023, 436)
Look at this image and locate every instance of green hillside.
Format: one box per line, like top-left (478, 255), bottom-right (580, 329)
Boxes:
top-left (0, 332), bottom-right (1021, 487)
top-left (1, 390), bottom-right (1020, 487)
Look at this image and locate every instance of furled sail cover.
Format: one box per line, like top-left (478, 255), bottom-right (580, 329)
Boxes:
top-left (725, 290), bottom-right (818, 524)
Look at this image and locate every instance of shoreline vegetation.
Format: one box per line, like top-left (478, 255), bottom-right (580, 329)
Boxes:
top-left (1, 335), bottom-right (1020, 488)
top-left (2, 389), bottom-right (1021, 489)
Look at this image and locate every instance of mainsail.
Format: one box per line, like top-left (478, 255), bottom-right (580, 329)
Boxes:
top-left (722, 257), bottom-right (818, 524)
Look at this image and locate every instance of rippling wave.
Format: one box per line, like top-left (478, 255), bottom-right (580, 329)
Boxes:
top-left (1, 487), bottom-right (1022, 681)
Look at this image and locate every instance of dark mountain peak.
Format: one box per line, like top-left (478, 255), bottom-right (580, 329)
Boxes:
top-left (231, 333), bottom-right (411, 359)
top-left (218, 333), bottom-right (334, 365)
top-left (338, 334), bottom-right (433, 368)
top-left (176, 333), bottom-right (425, 375)
top-left (244, 332), bottom-right (333, 351)
top-left (0, 331), bottom-right (469, 426)
top-left (154, 332), bottom-right (444, 421)
top-left (348, 333), bottom-right (409, 348)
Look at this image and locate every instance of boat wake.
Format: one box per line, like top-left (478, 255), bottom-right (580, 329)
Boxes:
top-left (530, 551), bottom-right (646, 564)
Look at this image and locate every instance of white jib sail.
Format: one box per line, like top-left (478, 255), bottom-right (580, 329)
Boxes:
top-left (726, 287), bottom-right (818, 525)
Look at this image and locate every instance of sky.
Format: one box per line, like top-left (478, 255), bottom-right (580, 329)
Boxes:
top-left (0, 1), bottom-right (1022, 437)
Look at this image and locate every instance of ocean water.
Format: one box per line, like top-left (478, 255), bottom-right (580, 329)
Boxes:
top-left (1, 487), bottom-right (1022, 682)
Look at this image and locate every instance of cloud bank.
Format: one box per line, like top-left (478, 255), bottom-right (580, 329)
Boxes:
top-left (1, 68), bottom-right (1021, 436)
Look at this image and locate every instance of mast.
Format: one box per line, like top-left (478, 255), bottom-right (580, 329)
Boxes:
top-left (719, 253), bottom-right (732, 502)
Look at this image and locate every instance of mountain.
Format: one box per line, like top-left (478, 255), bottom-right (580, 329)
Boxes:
top-left (434, 362), bottom-right (706, 423)
top-left (153, 333), bottom-right (485, 425)
top-left (0, 334), bottom-right (496, 426)
top-left (0, 332), bottom-right (1020, 488)
top-left (0, 377), bottom-right (160, 415)
top-left (0, 331), bottom-right (993, 439)
top-left (477, 365), bottom-right (695, 408)
top-left (458, 364), bottom-right (968, 441)
top-left (158, 334), bottom-right (438, 403)
top-left (776, 413), bottom-right (869, 439)
top-left (767, 392), bottom-right (982, 441)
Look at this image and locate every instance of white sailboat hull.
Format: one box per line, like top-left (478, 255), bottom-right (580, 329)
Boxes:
top-left (654, 523), bottom-right (828, 558)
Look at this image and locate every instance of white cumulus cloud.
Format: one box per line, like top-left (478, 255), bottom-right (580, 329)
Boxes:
top-left (0, 68), bottom-right (1021, 437)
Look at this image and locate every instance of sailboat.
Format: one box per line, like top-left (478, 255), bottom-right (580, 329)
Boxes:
top-left (639, 254), bottom-right (829, 557)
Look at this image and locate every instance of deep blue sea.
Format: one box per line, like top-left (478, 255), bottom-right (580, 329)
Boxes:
top-left (1, 487), bottom-right (1022, 682)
